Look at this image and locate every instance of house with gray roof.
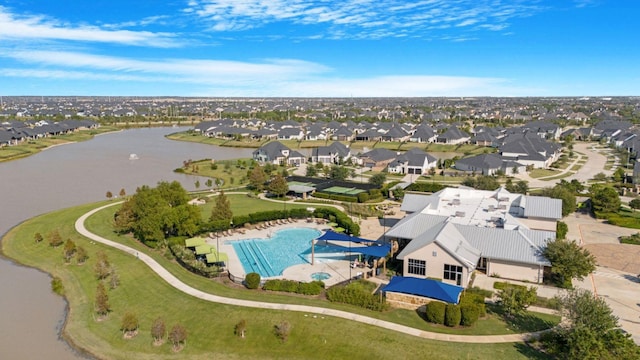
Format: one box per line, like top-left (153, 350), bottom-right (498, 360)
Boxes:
top-left (357, 148), bottom-right (397, 171)
top-left (454, 153), bottom-right (525, 175)
top-left (409, 124), bottom-right (437, 143)
top-left (277, 127), bottom-right (304, 140)
top-left (252, 141), bottom-right (306, 166)
top-left (311, 141), bottom-right (351, 164)
top-left (386, 187), bottom-right (561, 287)
top-left (436, 125), bottom-right (470, 145)
top-left (388, 148), bottom-right (437, 175)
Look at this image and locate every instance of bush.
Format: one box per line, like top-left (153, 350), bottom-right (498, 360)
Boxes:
top-left (406, 182), bottom-right (447, 193)
top-left (493, 282), bottom-right (526, 291)
top-left (425, 301), bottom-right (446, 324)
top-left (263, 279), bottom-right (324, 295)
top-left (325, 282), bottom-right (388, 311)
top-left (444, 304), bottom-right (461, 327)
top-left (357, 192), bottom-right (370, 203)
top-left (244, 272), bottom-right (261, 289)
top-left (459, 292), bottom-right (487, 317)
top-left (460, 305), bottom-right (480, 326)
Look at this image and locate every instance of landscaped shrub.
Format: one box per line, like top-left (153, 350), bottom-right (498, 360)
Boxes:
top-left (244, 272), bottom-right (261, 289)
top-left (460, 305), bottom-right (480, 326)
top-left (313, 207), bottom-right (360, 235)
top-left (406, 182), bottom-right (447, 193)
top-left (263, 279), bottom-right (324, 295)
top-left (425, 301), bottom-right (446, 324)
top-left (459, 292), bottom-right (487, 317)
top-left (493, 282), bottom-right (526, 291)
top-left (325, 281), bottom-right (387, 311)
top-left (444, 304), bottom-right (461, 327)
top-left (357, 192), bottom-right (370, 203)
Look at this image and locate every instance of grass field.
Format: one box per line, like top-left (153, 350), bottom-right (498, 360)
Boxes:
top-left (529, 169), bottom-right (561, 179)
top-left (0, 201), bottom-right (556, 359)
top-left (197, 193), bottom-right (325, 218)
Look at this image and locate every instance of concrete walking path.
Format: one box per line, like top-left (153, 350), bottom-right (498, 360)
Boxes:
top-left (75, 202), bottom-right (541, 344)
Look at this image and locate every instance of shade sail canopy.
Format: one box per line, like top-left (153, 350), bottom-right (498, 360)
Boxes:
top-left (194, 244), bottom-right (214, 255)
top-left (317, 230), bottom-right (379, 243)
top-left (382, 276), bottom-right (464, 304)
top-left (185, 237), bottom-right (206, 247)
top-left (332, 243), bottom-right (391, 258)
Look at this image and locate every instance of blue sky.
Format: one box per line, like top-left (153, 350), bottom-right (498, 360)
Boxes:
top-left (0, 0), bottom-right (637, 97)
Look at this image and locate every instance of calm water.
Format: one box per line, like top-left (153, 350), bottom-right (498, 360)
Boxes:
top-left (0, 127), bottom-right (253, 359)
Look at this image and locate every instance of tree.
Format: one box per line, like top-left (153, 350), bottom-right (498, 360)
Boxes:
top-left (210, 190), bottom-right (233, 223)
top-left (63, 239), bottom-right (77, 263)
top-left (235, 319), bottom-right (247, 338)
top-left (120, 312), bottom-right (139, 338)
top-left (497, 286), bottom-right (537, 316)
top-left (205, 179), bottom-right (213, 188)
top-left (369, 173), bottom-right (387, 188)
top-left (151, 317), bottom-right (166, 345)
top-left (106, 191), bottom-right (113, 200)
top-left (267, 174), bottom-right (289, 198)
top-left (34, 232), bottom-right (43, 243)
top-left (48, 229), bottom-right (63, 247)
top-left (514, 180), bottom-right (529, 194)
top-left (169, 324), bottom-right (188, 351)
top-left (94, 251), bottom-right (112, 280)
top-left (119, 188), bottom-right (126, 197)
top-left (543, 238), bottom-right (596, 287)
top-left (95, 282), bottom-right (110, 317)
top-left (248, 166), bottom-right (267, 191)
top-left (109, 269), bottom-right (120, 289)
top-left (542, 289), bottom-right (640, 360)
top-left (305, 164), bottom-right (318, 177)
top-left (613, 167), bottom-right (626, 183)
top-left (76, 246), bottom-right (88, 265)
top-left (541, 184), bottom-right (576, 216)
top-left (590, 184), bottom-right (621, 214)
top-left (194, 180), bottom-right (200, 190)
top-left (629, 198), bottom-right (640, 211)
top-left (274, 321), bottom-right (292, 342)
top-left (462, 175), bottom-right (500, 190)
top-left (329, 165), bottom-right (350, 181)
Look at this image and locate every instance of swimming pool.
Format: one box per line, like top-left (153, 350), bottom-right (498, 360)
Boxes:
top-left (229, 228), bottom-right (346, 278)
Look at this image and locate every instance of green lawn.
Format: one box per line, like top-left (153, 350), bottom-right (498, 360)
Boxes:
top-left (0, 201), bottom-right (555, 359)
top-left (198, 193), bottom-right (324, 218)
top-left (529, 169), bottom-right (561, 179)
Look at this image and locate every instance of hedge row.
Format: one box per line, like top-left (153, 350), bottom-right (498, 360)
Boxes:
top-left (423, 292), bottom-right (486, 327)
top-left (168, 242), bottom-right (221, 278)
top-left (230, 208), bottom-right (312, 228)
top-left (263, 279), bottom-right (325, 295)
top-left (313, 207), bottom-right (360, 236)
top-left (406, 182), bottom-right (447, 193)
top-left (493, 282), bottom-right (527, 291)
top-left (326, 285), bottom-right (388, 311)
top-left (313, 191), bottom-right (359, 203)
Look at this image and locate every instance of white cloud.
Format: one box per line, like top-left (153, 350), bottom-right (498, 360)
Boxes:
top-left (0, 6), bottom-right (179, 47)
top-left (0, 49), bottom-right (537, 97)
top-left (186, 0), bottom-right (543, 40)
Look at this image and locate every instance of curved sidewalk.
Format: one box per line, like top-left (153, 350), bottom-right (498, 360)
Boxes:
top-left (75, 202), bottom-right (538, 344)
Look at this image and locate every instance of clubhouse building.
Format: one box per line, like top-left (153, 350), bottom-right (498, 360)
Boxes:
top-left (385, 187), bottom-right (562, 288)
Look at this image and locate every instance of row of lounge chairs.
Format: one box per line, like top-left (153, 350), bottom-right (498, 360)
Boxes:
top-left (208, 228), bottom-right (247, 238)
top-left (254, 218), bottom-right (298, 230)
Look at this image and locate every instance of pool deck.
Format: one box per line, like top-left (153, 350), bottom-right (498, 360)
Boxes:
top-left (204, 219), bottom-right (383, 287)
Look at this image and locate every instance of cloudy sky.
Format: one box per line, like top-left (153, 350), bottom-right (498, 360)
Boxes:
top-left (0, 0), bottom-right (637, 97)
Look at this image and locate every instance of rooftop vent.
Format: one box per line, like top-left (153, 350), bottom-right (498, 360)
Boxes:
top-left (455, 211), bottom-right (466, 217)
top-left (498, 197), bottom-right (510, 202)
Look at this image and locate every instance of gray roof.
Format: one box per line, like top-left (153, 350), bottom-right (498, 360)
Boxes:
top-left (455, 153), bottom-right (503, 170)
top-left (522, 196), bottom-right (563, 220)
top-left (360, 148), bottom-right (397, 162)
top-left (399, 191), bottom-right (442, 213)
top-left (397, 221), bottom-right (481, 269)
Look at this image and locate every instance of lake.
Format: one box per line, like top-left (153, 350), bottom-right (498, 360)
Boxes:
top-left (0, 127), bottom-right (253, 359)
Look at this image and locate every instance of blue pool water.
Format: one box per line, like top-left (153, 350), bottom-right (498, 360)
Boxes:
top-left (229, 228), bottom-right (346, 278)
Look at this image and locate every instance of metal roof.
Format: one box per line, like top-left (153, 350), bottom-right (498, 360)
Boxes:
top-left (524, 196), bottom-right (562, 220)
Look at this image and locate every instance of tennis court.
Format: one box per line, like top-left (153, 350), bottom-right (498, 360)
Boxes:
top-left (323, 186), bottom-right (366, 195)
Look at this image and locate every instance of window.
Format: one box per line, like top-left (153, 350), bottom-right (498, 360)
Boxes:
top-left (432, 251), bottom-right (437, 257)
top-left (443, 264), bottom-right (463, 281)
top-left (407, 259), bottom-right (426, 276)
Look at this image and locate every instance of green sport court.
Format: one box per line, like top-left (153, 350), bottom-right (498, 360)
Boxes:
top-left (322, 186), bottom-right (365, 195)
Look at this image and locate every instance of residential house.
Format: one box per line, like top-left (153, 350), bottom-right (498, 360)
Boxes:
top-left (252, 141), bottom-right (307, 166)
top-left (388, 148), bottom-right (438, 175)
top-left (436, 126), bottom-right (470, 145)
top-left (498, 133), bottom-right (562, 169)
top-left (409, 124), bottom-right (437, 143)
top-left (454, 153), bottom-right (525, 175)
top-left (386, 187), bottom-right (561, 287)
top-left (357, 148), bottom-right (397, 171)
top-left (311, 141), bottom-right (351, 164)
top-left (277, 127), bottom-right (304, 141)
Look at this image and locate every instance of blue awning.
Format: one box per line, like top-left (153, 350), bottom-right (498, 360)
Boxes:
top-left (331, 243), bottom-right (391, 258)
top-left (317, 230), bottom-right (380, 243)
top-left (382, 276), bottom-right (464, 304)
